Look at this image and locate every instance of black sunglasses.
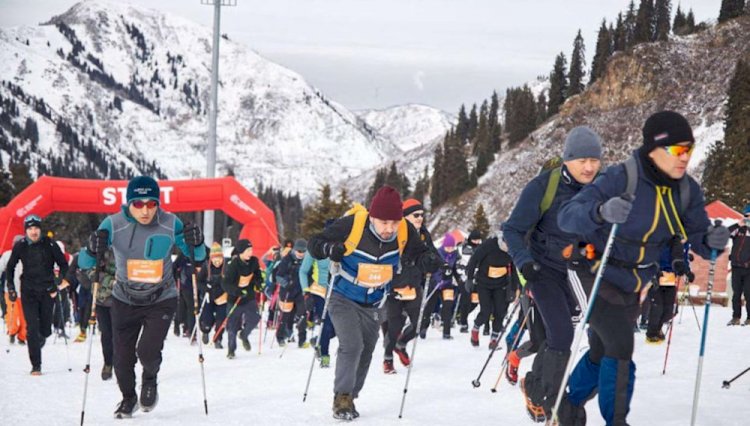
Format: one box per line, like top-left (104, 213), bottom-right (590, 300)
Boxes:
top-left (411, 213), bottom-right (424, 218)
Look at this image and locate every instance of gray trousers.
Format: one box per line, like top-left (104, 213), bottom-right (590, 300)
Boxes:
top-left (328, 292), bottom-right (384, 398)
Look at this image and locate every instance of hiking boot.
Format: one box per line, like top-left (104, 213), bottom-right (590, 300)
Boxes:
top-left (214, 341), bottom-right (223, 349)
top-left (471, 329), bottom-right (480, 347)
top-left (521, 378), bottom-right (546, 423)
top-left (645, 335), bottom-right (663, 344)
top-left (442, 334), bottom-right (454, 340)
top-left (352, 400), bottom-right (360, 419)
top-left (299, 341), bottom-right (310, 349)
top-left (202, 333), bottom-right (209, 345)
top-left (393, 345), bottom-right (411, 366)
top-left (383, 359), bottom-right (396, 374)
top-left (241, 336), bottom-right (251, 351)
top-left (114, 396), bottom-right (138, 419)
top-left (173, 325), bottom-right (180, 337)
top-left (30, 367), bottom-right (42, 376)
top-left (74, 332), bottom-right (86, 343)
top-left (460, 324), bottom-right (469, 333)
top-left (227, 350), bottom-right (235, 359)
top-left (483, 327), bottom-right (490, 336)
top-left (556, 393), bottom-right (587, 426)
top-left (489, 339), bottom-right (499, 350)
top-left (140, 380), bottom-right (158, 412)
top-left (744, 319), bottom-right (750, 326)
top-left (18, 338), bottom-right (26, 346)
top-left (320, 354), bottom-right (331, 368)
top-left (727, 318), bottom-right (741, 326)
top-left (101, 364), bottom-right (113, 381)
top-left (332, 393), bottom-right (355, 420)
top-left (506, 351), bottom-right (520, 385)
top-left (9, 335), bottom-right (15, 344)
top-left (419, 330), bottom-right (427, 339)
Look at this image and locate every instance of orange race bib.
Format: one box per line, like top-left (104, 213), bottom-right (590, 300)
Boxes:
top-left (356, 264), bottom-right (393, 288)
top-left (214, 293), bottom-right (228, 305)
top-left (126, 260), bottom-right (163, 284)
top-left (309, 282), bottom-right (328, 298)
top-left (279, 300), bottom-right (294, 313)
top-left (488, 266), bottom-right (508, 279)
top-left (659, 272), bottom-right (676, 286)
top-left (471, 292), bottom-right (479, 304)
top-left (238, 273), bottom-right (254, 288)
top-left (442, 288), bottom-right (455, 301)
top-left (394, 286), bottom-right (417, 301)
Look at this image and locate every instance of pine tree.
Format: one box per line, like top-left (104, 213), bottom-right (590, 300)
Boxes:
top-left (654, 0), bottom-right (672, 41)
top-left (441, 133), bottom-right (471, 200)
top-left (430, 143), bottom-right (445, 206)
top-left (366, 168), bottom-right (387, 206)
top-left (613, 12), bottom-right (627, 51)
top-left (590, 20), bottom-right (612, 85)
top-left (719, 0), bottom-right (746, 23)
top-left (467, 104), bottom-right (479, 142)
top-left (385, 162), bottom-right (411, 197)
top-left (471, 203), bottom-right (491, 239)
top-left (548, 52), bottom-right (568, 116)
top-left (673, 4), bottom-right (687, 35)
top-left (567, 30), bottom-right (586, 97)
top-left (300, 184), bottom-right (348, 238)
top-left (455, 104), bottom-right (470, 143)
top-left (504, 85), bottom-right (538, 145)
top-left (488, 91), bottom-right (501, 152)
top-left (703, 59), bottom-right (750, 210)
top-left (634, 0), bottom-right (655, 44)
top-left (536, 92), bottom-right (548, 125)
top-left (685, 9), bottom-right (696, 33)
top-left (474, 101), bottom-right (493, 177)
top-left (624, 0), bottom-right (638, 48)
top-left (411, 165), bottom-right (430, 201)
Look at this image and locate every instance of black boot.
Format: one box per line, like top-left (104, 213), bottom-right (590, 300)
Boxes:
top-left (101, 364), bottom-right (113, 381)
top-left (114, 396), bottom-right (138, 419)
top-left (140, 379), bottom-right (159, 412)
top-left (557, 394), bottom-right (587, 426)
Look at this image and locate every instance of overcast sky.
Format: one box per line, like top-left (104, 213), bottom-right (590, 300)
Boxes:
top-left (0, 0), bottom-right (721, 112)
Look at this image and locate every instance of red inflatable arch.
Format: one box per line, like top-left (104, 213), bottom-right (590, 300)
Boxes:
top-left (0, 176), bottom-right (279, 255)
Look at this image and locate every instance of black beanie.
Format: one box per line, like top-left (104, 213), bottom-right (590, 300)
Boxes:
top-left (235, 239), bottom-right (252, 254)
top-left (642, 111), bottom-right (694, 152)
top-left (468, 229), bottom-right (481, 241)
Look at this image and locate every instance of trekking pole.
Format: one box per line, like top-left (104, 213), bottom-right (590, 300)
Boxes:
top-left (398, 274), bottom-right (436, 418)
top-left (470, 296), bottom-right (520, 388)
top-left (188, 247), bottom-right (208, 416)
top-left (691, 238), bottom-right (721, 426)
top-left (213, 296), bottom-right (243, 342)
top-left (257, 294), bottom-right (265, 355)
top-left (551, 222), bottom-right (621, 423)
top-left (722, 366), bottom-right (750, 389)
top-left (303, 263), bottom-right (339, 402)
top-left (56, 291), bottom-right (73, 372)
top-left (662, 277), bottom-right (683, 375)
top-left (80, 244), bottom-right (104, 426)
top-left (5, 299), bottom-right (13, 354)
top-left (491, 305), bottom-right (531, 392)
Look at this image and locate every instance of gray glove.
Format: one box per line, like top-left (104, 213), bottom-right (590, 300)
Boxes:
top-left (598, 196), bottom-right (633, 224)
top-left (705, 223), bottom-right (730, 251)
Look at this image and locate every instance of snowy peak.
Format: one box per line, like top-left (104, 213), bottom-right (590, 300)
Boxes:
top-left (357, 104), bottom-right (454, 152)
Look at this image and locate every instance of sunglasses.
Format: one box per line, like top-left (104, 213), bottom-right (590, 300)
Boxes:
top-left (132, 199), bottom-right (158, 209)
top-left (24, 214), bottom-right (41, 224)
top-left (662, 144), bottom-right (694, 157)
top-left (410, 213), bottom-right (424, 218)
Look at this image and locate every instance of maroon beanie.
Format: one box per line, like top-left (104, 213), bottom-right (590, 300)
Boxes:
top-left (369, 186), bottom-right (403, 221)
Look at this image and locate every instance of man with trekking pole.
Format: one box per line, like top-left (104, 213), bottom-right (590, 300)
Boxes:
top-left (553, 111), bottom-right (730, 426)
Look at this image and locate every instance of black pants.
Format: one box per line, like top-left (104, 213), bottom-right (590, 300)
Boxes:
top-left (420, 284), bottom-right (455, 336)
top-left (78, 294), bottom-right (91, 334)
top-left (457, 285), bottom-right (477, 326)
top-left (731, 267), bottom-right (750, 319)
top-left (52, 289), bottom-right (71, 330)
top-left (227, 300), bottom-right (260, 352)
top-left (200, 302), bottom-right (227, 342)
top-left (96, 305), bottom-right (114, 366)
top-left (384, 292), bottom-right (421, 358)
top-left (646, 285), bottom-right (677, 338)
top-left (473, 285), bottom-right (509, 333)
top-left (277, 290), bottom-right (306, 344)
top-left (111, 297), bottom-right (177, 398)
top-left (21, 289), bottom-right (54, 369)
top-left (178, 289), bottom-right (196, 335)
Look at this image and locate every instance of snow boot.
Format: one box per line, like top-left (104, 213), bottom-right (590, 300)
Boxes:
top-left (101, 364), bottom-right (113, 381)
top-left (489, 332), bottom-right (500, 350)
top-left (202, 333), bottom-right (209, 345)
top-left (460, 324), bottom-right (469, 333)
top-left (556, 393), bottom-right (587, 426)
top-left (227, 350), bottom-right (235, 359)
top-left (483, 326), bottom-right (490, 336)
top-left (521, 377), bottom-right (546, 423)
top-left (114, 396), bottom-right (138, 419)
top-left (383, 359), bottom-right (396, 374)
top-left (30, 367), bottom-right (42, 376)
top-left (728, 318), bottom-right (741, 326)
top-left (394, 345), bottom-right (411, 366)
top-left (471, 328), bottom-right (480, 347)
top-left (9, 334), bottom-right (15, 344)
top-left (645, 335), bottom-right (663, 344)
top-left (320, 355), bottom-right (331, 368)
top-left (74, 332), bottom-right (87, 343)
top-left (214, 341), bottom-right (223, 349)
top-left (241, 336), bottom-right (251, 351)
top-left (332, 393), bottom-right (355, 421)
top-left (140, 380), bottom-right (159, 412)
top-left (744, 319), bottom-right (750, 326)
top-left (443, 333), bottom-right (453, 340)
top-left (299, 341), bottom-right (311, 349)
top-left (506, 350), bottom-right (520, 385)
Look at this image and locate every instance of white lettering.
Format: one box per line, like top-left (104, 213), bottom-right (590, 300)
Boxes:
top-left (103, 187), bottom-right (118, 206)
top-left (161, 186), bottom-right (173, 204)
top-left (101, 186), bottom-right (173, 205)
top-left (230, 194), bottom-right (257, 215)
top-left (16, 195), bottom-right (43, 217)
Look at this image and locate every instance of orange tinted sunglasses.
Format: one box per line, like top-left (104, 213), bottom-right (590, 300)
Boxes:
top-left (662, 144), bottom-right (694, 157)
top-left (132, 199), bottom-right (158, 209)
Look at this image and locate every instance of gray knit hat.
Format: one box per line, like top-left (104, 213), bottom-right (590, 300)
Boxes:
top-left (562, 126), bottom-right (603, 161)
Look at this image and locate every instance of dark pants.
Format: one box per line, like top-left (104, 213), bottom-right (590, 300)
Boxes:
top-left (277, 290), bottom-right (306, 344)
top-left (420, 284), bottom-right (455, 336)
top-left (384, 292), bottom-right (421, 359)
top-left (97, 305), bottom-right (114, 365)
top-left (731, 266), bottom-right (750, 319)
top-left (473, 285), bottom-right (509, 333)
top-left (307, 293), bottom-right (337, 356)
top-left (111, 297), bottom-right (177, 398)
top-left (457, 286), bottom-right (478, 326)
top-left (52, 289), bottom-right (71, 331)
top-left (227, 300), bottom-right (260, 352)
top-left (179, 290), bottom-right (195, 335)
top-left (646, 285), bottom-right (677, 338)
top-left (200, 302), bottom-right (227, 342)
top-left (22, 289), bottom-right (54, 369)
top-left (77, 289), bottom-right (92, 334)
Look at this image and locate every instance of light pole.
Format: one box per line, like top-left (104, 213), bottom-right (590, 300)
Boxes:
top-left (200, 0), bottom-right (237, 246)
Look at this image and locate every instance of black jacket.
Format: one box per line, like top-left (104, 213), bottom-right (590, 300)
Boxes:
top-left (466, 237), bottom-right (516, 288)
top-left (222, 255), bottom-right (262, 305)
top-left (729, 224), bottom-right (750, 268)
top-left (6, 236), bottom-right (68, 294)
top-left (392, 225), bottom-right (439, 290)
top-left (198, 261), bottom-right (226, 303)
top-left (275, 252), bottom-right (305, 296)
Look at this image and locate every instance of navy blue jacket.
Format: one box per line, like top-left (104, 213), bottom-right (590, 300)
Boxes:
top-left (558, 153), bottom-right (713, 293)
top-left (504, 166), bottom-right (586, 273)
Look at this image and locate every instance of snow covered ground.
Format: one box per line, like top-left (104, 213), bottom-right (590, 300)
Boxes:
top-left (1, 305), bottom-right (749, 425)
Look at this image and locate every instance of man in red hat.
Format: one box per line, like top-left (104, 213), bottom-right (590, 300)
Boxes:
top-left (309, 186), bottom-right (441, 420)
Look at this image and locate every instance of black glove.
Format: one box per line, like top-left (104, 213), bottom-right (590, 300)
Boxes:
top-left (671, 259), bottom-right (687, 276)
top-left (324, 242), bottom-right (346, 262)
top-left (521, 262), bottom-right (541, 282)
top-left (183, 222), bottom-right (204, 247)
top-left (597, 195), bottom-right (634, 224)
top-left (705, 222), bottom-right (729, 251)
top-left (686, 271), bottom-right (696, 283)
top-left (441, 263), bottom-right (453, 278)
top-left (88, 229), bottom-right (109, 255)
top-left (422, 252), bottom-right (443, 274)
top-left (8, 289), bottom-right (17, 302)
top-left (465, 278), bottom-right (475, 294)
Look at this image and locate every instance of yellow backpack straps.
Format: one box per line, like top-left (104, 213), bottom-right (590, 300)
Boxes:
top-left (397, 219), bottom-right (409, 255)
top-left (344, 210), bottom-right (368, 256)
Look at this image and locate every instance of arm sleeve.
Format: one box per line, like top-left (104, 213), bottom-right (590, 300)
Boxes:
top-left (51, 241), bottom-right (69, 280)
top-left (466, 241), bottom-right (488, 282)
top-left (682, 181), bottom-right (714, 260)
top-left (251, 260), bottom-right (263, 292)
top-left (308, 215), bottom-right (355, 260)
top-left (558, 165), bottom-right (625, 235)
top-left (276, 256), bottom-right (291, 287)
top-left (174, 218), bottom-right (207, 262)
top-left (222, 261), bottom-right (240, 298)
top-left (502, 177), bottom-right (545, 269)
top-left (197, 266), bottom-right (209, 292)
top-left (78, 216), bottom-right (114, 269)
top-left (298, 252), bottom-right (313, 291)
top-left (5, 244), bottom-right (21, 292)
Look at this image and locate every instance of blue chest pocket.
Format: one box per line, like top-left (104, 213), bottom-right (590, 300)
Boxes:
top-left (145, 235), bottom-right (174, 260)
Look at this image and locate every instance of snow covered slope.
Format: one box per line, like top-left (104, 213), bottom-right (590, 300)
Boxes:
top-left (357, 104), bottom-right (454, 152)
top-left (2, 305), bottom-right (749, 425)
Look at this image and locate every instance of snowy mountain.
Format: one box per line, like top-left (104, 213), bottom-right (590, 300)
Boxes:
top-left (357, 104), bottom-right (454, 152)
top-left (0, 1), bottom-right (450, 199)
top-left (428, 16), bottom-right (750, 235)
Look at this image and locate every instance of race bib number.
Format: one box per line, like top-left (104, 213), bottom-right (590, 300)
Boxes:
top-left (442, 288), bottom-right (455, 301)
top-left (126, 260), bottom-right (163, 284)
top-left (239, 273), bottom-right (254, 288)
top-left (214, 293), bottom-right (228, 305)
top-left (309, 282), bottom-right (328, 298)
top-left (279, 300), bottom-right (294, 313)
top-left (471, 292), bottom-right (479, 304)
top-left (394, 286), bottom-right (417, 301)
top-left (488, 266), bottom-right (508, 279)
top-left (356, 264), bottom-right (393, 288)
top-left (659, 272), bottom-right (676, 286)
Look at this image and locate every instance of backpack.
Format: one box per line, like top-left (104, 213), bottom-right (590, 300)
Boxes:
top-left (342, 203), bottom-right (409, 256)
